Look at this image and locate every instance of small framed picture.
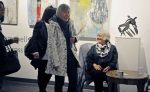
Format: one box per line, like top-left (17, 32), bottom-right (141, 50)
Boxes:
top-left (2, 0), bottom-right (18, 25)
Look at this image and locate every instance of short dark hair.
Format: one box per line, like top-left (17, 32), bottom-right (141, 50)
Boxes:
top-left (41, 6), bottom-right (56, 23)
top-left (0, 1), bottom-right (4, 8)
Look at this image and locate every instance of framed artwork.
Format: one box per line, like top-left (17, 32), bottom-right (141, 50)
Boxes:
top-left (27, 0), bottom-right (37, 27)
top-left (1, 0), bottom-right (18, 25)
top-left (70, 0), bottom-right (111, 41)
top-left (27, 0), bottom-right (57, 27)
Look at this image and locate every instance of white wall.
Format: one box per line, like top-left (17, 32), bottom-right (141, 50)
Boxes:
top-left (109, 0), bottom-right (150, 74)
top-left (2, 0), bottom-right (37, 79)
top-left (115, 37), bottom-right (141, 71)
top-left (1, 0), bottom-right (150, 84)
top-left (109, 0), bottom-right (150, 91)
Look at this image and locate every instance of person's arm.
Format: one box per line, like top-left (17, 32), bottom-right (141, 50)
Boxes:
top-left (5, 39), bottom-right (13, 45)
top-left (108, 45), bottom-right (118, 69)
top-left (46, 21), bottom-right (60, 67)
top-left (30, 21), bottom-right (43, 59)
top-left (5, 37), bottom-right (19, 45)
top-left (0, 36), bottom-right (7, 64)
top-left (86, 46), bottom-right (95, 71)
top-left (103, 45), bottom-right (118, 72)
top-left (32, 21), bottom-right (43, 51)
top-left (86, 45), bottom-right (102, 71)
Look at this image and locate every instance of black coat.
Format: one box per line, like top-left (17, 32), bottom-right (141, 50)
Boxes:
top-left (0, 32), bottom-right (13, 64)
top-left (31, 21), bottom-right (47, 58)
top-left (86, 44), bottom-right (118, 71)
top-left (25, 21), bottom-right (47, 69)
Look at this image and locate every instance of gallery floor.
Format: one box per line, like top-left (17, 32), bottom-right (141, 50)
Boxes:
top-left (0, 79), bottom-right (94, 92)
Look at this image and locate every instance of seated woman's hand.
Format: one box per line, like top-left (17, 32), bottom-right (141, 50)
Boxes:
top-left (103, 66), bottom-right (111, 73)
top-left (93, 63), bottom-right (102, 71)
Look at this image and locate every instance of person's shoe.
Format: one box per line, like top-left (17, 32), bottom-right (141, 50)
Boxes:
top-left (39, 91), bottom-right (46, 92)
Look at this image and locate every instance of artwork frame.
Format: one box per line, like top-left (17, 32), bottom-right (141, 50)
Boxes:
top-left (1, 0), bottom-right (18, 25)
top-left (27, 0), bottom-right (57, 28)
top-left (70, 0), bottom-right (112, 41)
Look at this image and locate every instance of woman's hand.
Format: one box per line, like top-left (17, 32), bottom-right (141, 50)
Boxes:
top-left (103, 66), bottom-right (111, 73)
top-left (93, 63), bottom-right (102, 70)
top-left (12, 37), bottom-right (19, 43)
top-left (70, 37), bottom-right (76, 43)
top-left (32, 52), bottom-right (39, 59)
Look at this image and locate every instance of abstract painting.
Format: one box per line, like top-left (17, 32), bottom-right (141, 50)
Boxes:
top-left (70, 0), bottom-right (111, 40)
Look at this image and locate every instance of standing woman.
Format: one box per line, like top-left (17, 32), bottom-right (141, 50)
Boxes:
top-left (25, 6), bottom-right (63, 92)
top-left (0, 1), bottom-right (19, 90)
top-left (86, 30), bottom-right (118, 92)
top-left (45, 4), bottom-right (79, 92)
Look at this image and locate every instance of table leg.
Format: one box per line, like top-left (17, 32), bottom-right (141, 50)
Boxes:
top-left (108, 81), bottom-right (118, 92)
top-left (113, 83), bottom-right (119, 92)
top-left (108, 81), bottom-right (112, 92)
top-left (137, 84), bottom-right (145, 92)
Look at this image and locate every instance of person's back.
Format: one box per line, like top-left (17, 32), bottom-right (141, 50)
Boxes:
top-left (25, 6), bottom-right (56, 67)
top-left (25, 5), bottom-right (58, 92)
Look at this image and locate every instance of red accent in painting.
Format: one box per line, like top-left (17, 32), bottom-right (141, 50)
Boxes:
top-left (37, 0), bottom-right (41, 21)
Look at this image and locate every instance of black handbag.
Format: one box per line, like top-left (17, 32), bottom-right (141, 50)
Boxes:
top-left (0, 41), bottom-right (21, 76)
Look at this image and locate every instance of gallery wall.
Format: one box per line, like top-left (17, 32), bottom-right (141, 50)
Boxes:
top-left (1, 0), bottom-right (150, 83)
top-left (109, 0), bottom-right (150, 74)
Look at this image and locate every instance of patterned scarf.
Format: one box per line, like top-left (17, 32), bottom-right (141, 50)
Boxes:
top-left (96, 42), bottom-right (111, 57)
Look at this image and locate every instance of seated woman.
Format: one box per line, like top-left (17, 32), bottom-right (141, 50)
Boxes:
top-left (86, 30), bottom-right (118, 92)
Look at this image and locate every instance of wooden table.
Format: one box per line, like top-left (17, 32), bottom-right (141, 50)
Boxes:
top-left (106, 70), bottom-right (149, 92)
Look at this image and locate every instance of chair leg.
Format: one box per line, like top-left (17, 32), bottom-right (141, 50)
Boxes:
top-left (103, 87), bottom-right (108, 92)
top-left (145, 79), bottom-right (150, 92)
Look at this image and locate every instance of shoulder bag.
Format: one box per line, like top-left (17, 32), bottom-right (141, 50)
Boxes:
top-left (0, 36), bottom-right (21, 76)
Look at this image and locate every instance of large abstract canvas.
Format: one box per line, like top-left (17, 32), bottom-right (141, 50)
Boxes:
top-left (1, 0), bottom-right (18, 25)
top-left (70, 0), bottom-right (111, 40)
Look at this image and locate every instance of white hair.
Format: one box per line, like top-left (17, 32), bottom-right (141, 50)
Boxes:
top-left (97, 30), bottom-right (110, 41)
